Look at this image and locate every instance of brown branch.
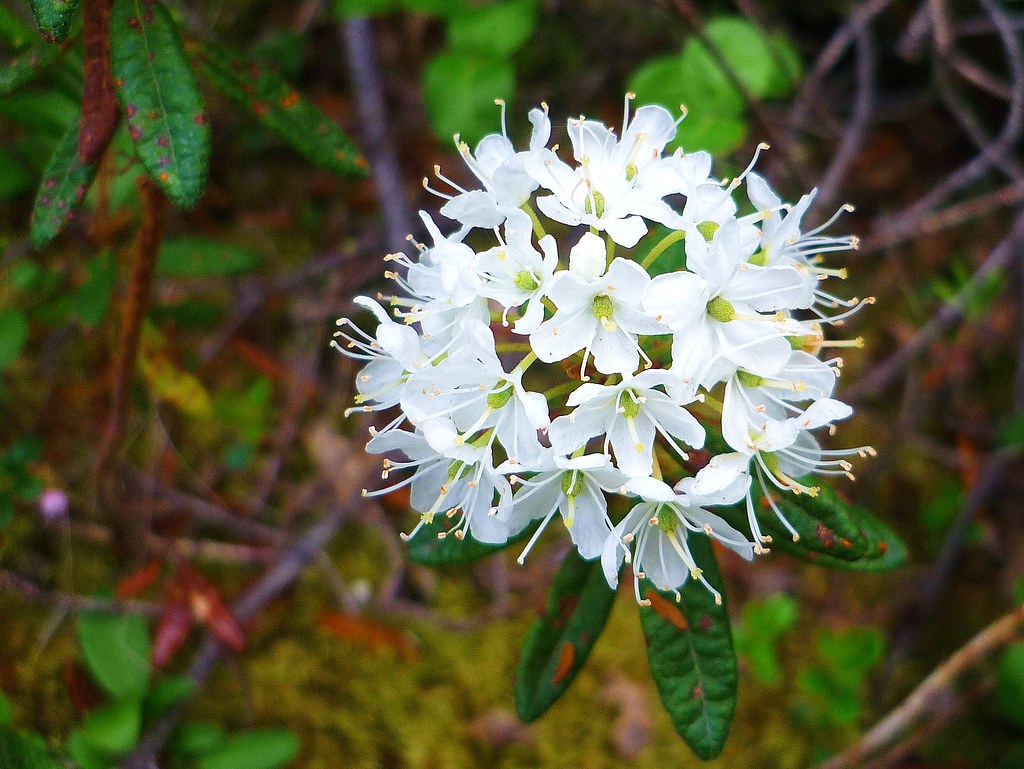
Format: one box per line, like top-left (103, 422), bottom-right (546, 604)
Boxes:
top-left (816, 603), bottom-right (1024, 769)
top-left (79, 0), bottom-right (118, 164)
top-left (0, 568), bottom-right (160, 617)
top-left (95, 178), bottom-right (169, 483)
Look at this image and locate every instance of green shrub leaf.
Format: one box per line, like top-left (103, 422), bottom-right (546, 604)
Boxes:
top-left (0, 308), bottom-right (29, 370)
top-left (77, 609), bottom-right (152, 701)
top-left (423, 52), bottom-right (513, 148)
top-left (29, 113), bottom-right (99, 249)
top-left (28, 0), bottom-right (80, 43)
top-left (196, 728), bottom-right (300, 769)
top-left (0, 726), bottom-right (63, 769)
top-left (0, 45), bottom-right (62, 97)
top-left (81, 699), bottom-right (142, 756)
top-left (515, 549), bottom-right (616, 722)
top-left (447, 0), bottom-right (537, 59)
top-left (639, 536), bottom-right (736, 760)
top-left (195, 41), bottom-right (366, 177)
top-left (110, 0), bottom-right (210, 208)
top-left (156, 237), bottom-right (260, 277)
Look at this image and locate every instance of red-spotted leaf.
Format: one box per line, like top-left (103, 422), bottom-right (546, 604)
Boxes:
top-left (722, 479), bottom-right (906, 571)
top-left (0, 44), bottom-right (62, 96)
top-left (515, 549), bottom-right (617, 722)
top-left (110, 0), bottom-right (209, 208)
top-left (29, 112), bottom-right (99, 249)
top-left (194, 40), bottom-right (366, 177)
top-left (639, 536), bottom-right (736, 760)
top-left (29, 0), bottom-right (80, 43)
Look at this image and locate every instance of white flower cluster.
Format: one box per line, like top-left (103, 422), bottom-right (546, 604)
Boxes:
top-left (334, 97), bottom-right (874, 604)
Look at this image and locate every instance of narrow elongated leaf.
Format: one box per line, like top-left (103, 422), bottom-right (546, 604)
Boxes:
top-left (110, 0), bottom-right (209, 207)
top-left (407, 518), bottom-right (536, 566)
top-left (0, 7), bottom-right (36, 49)
top-left (29, 113), bottom-right (99, 248)
top-left (194, 41), bottom-right (366, 177)
top-left (0, 45), bottom-right (62, 96)
top-left (728, 481), bottom-right (907, 571)
top-left (156, 237), bottom-right (259, 276)
top-left (0, 308), bottom-right (29, 370)
top-left (640, 536), bottom-right (736, 760)
top-left (515, 549), bottom-right (617, 722)
top-left (29, 0), bottom-right (80, 43)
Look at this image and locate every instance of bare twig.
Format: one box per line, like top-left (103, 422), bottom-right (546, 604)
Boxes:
top-left (0, 568), bottom-right (161, 617)
top-left (340, 17), bottom-right (414, 253)
top-left (851, 210), bottom-right (1024, 399)
top-left (817, 603), bottom-right (1024, 769)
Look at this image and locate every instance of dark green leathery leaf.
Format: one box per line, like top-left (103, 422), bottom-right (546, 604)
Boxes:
top-left (0, 44), bottom-right (63, 96)
top-left (110, 0), bottom-right (210, 208)
top-left (639, 536), bottom-right (737, 760)
top-left (29, 112), bottom-right (99, 249)
top-left (194, 41), bottom-right (366, 177)
top-left (515, 549), bottom-right (617, 721)
top-left (29, 0), bottom-right (80, 43)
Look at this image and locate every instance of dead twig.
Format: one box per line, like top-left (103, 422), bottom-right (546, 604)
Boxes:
top-left (817, 603), bottom-right (1024, 769)
top-left (0, 568), bottom-right (160, 617)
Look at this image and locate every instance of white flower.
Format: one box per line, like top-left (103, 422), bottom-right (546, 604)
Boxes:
top-left (476, 208), bottom-right (559, 334)
top-left (434, 101), bottom-right (551, 229)
top-left (527, 103), bottom-right (682, 247)
top-left (400, 321), bottom-right (549, 465)
top-left (364, 425), bottom-right (512, 544)
top-left (721, 350), bottom-right (839, 452)
top-left (600, 466), bottom-right (753, 602)
top-left (530, 247), bottom-right (667, 376)
top-left (332, 296), bottom-right (434, 412)
top-left (643, 219), bottom-right (807, 386)
top-left (503, 452), bottom-right (629, 562)
top-left (548, 369), bottom-right (705, 478)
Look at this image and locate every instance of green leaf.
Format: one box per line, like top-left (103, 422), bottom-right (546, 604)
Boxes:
top-left (0, 7), bottom-right (36, 49)
top-left (447, 0), bottom-right (537, 59)
top-left (77, 609), bottom-right (152, 700)
top-left (66, 731), bottom-right (111, 769)
top-left (29, 113), bottom-right (99, 249)
top-left (733, 593), bottom-right (798, 684)
top-left (515, 549), bottom-right (617, 722)
top-left (997, 644), bottom-right (1024, 728)
top-left (196, 729), bottom-right (300, 769)
top-left (81, 699), bottom-right (142, 756)
top-left (763, 35), bottom-right (803, 98)
top-left (407, 518), bottom-right (536, 566)
top-left (156, 237), bottom-right (260, 277)
top-left (423, 51), bottom-right (513, 148)
top-left (169, 722), bottom-right (225, 758)
top-left (331, 0), bottom-right (399, 20)
top-left (5, 436), bottom-right (43, 466)
top-left (0, 45), bottom-right (63, 96)
top-left (28, 0), bottom-right (80, 43)
top-left (0, 308), bottom-right (29, 370)
top-left (0, 496), bottom-right (14, 529)
top-left (0, 689), bottom-right (12, 725)
top-left (195, 41), bottom-right (366, 177)
top-left (703, 16), bottom-right (778, 98)
top-left (737, 481), bottom-right (907, 571)
top-left (0, 90), bottom-right (79, 136)
top-left (0, 726), bottom-right (64, 769)
top-left (144, 676), bottom-right (196, 719)
top-left (639, 536), bottom-right (736, 760)
top-left (73, 251), bottom-right (117, 327)
top-left (110, 0), bottom-right (210, 208)
top-left (0, 148), bottom-right (34, 201)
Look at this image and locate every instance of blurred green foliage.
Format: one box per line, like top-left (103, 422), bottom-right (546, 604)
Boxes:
top-left (734, 593), bottom-right (799, 685)
top-left (797, 627), bottom-right (885, 726)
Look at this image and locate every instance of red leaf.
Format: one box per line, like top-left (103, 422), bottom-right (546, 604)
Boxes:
top-left (318, 612), bottom-right (419, 660)
top-left (182, 566), bottom-right (246, 651)
top-left (79, 0), bottom-right (119, 163)
top-left (63, 659), bottom-right (103, 712)
top-left (153, 598), bottom-right (191, 667)
top-left (115, 559), bottom-right (162, 599)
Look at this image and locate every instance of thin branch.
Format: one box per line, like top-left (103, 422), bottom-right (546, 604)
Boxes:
top-left (340, 17), bottom-right (414, 253)
top-left (817, 602), bottom-right (1024, 769)
top-left (0, 568), bottom-right (161, 617)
